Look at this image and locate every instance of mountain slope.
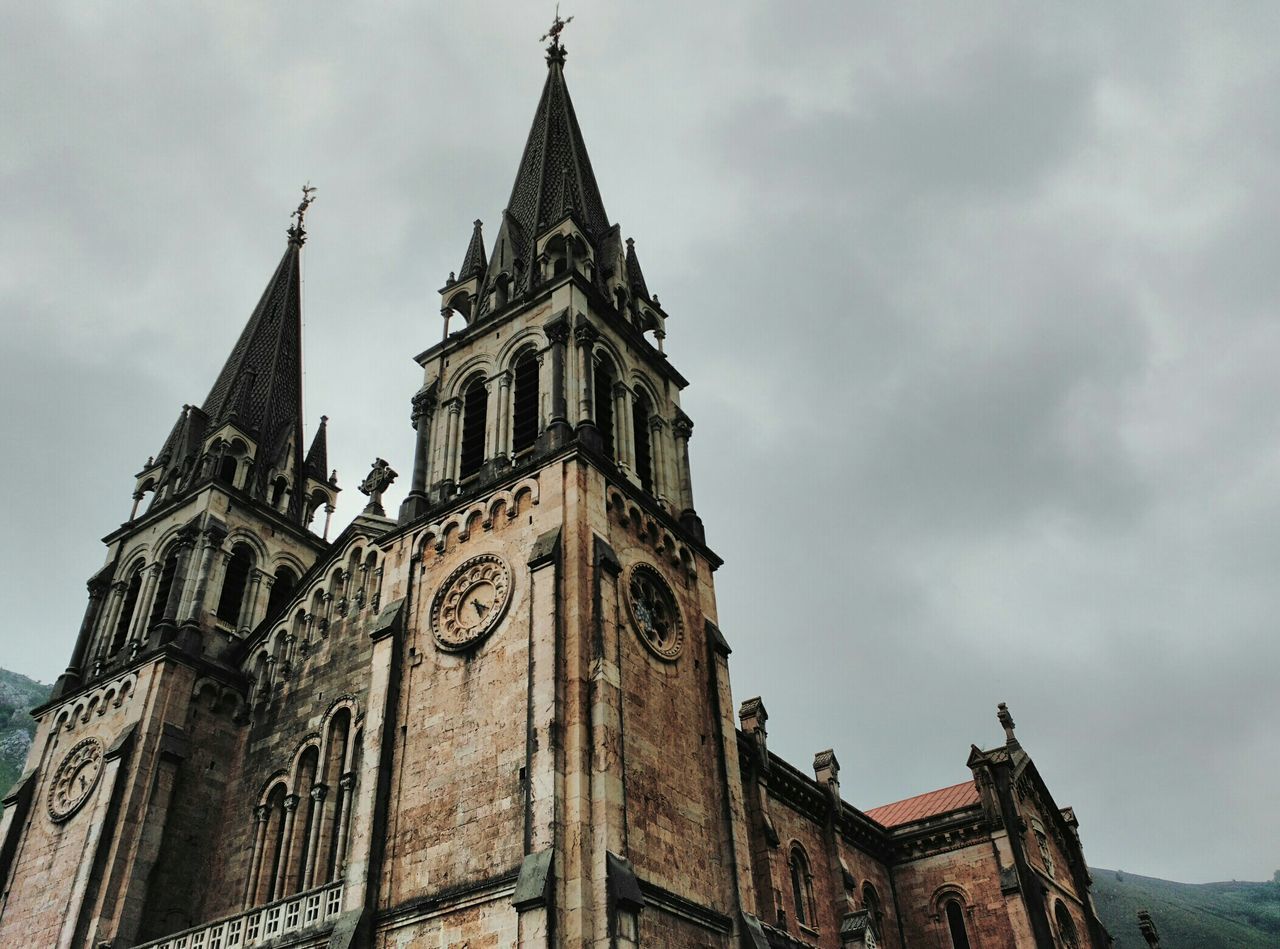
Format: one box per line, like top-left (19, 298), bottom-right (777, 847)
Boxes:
top-left (0, 668), bottom-right (50, 795)
top-left (1090, 867), bottom-right (1280, 948)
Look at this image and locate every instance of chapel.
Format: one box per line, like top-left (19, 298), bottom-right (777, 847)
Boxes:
top-left (0, 29), bottom-right (1112, 949)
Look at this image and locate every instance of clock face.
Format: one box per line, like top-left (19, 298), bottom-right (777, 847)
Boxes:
top-left (626, 562), bottom-right (684, 661)
top-left (48, 737), bottom-right (105, 822)
top-left (430, 554), bottom-right (513, 651)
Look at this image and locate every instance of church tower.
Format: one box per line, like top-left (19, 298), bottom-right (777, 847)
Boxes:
top-left (0, 22), bottom-right (1113, 949)
top-left (0, 196), bottom-right (340, 948)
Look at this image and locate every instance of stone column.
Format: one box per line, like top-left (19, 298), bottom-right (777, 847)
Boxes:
top-left (94, 581), bottom-right (128, 666)
top-left (53, 578), bottom-right (109, 698)
top-left (178, 530), bottom-right (221, 625)
top-left (612, 383), bottom-right (632, 471)
top-left (672, 413), bottom-right (704, 541)
top-left (303, 784), bottom-right (329, 889)
top-left (496, 370), bottom-right (513, 461)
top-left (127, 563), bottom-right (161, 644)
top-left (574, 322), bottom-right (598, 426)
top-left (649, 416), bottom-right (669, 504)
top-left (332, 771), bottom-right (355, 878)
top-left (442, 398), bottom-right (462, 492)
top-left (244, 804), bottom-right (271, 909)
top-left (241, 570), bottom-right (268, 634)
top-left (275, 794), bottom-right (300, 897)
top-left (400, 388), bottom-right (436, 521)
top-left (542, 314), bottom-right (572, 446)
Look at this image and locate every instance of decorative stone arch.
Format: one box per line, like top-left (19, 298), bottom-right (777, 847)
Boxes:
top-left (266, 551), bottom-right (308, 577)
top-left (444, 355), bottom-right (498, 403)
top-left (445, 286), bottom-right (474, 323)
top-left (786, 839), bottom-right (818, 930)
top-left (289, 735), bottom-right (323, 786)
top-left (933, 884), bottom-right (976, 949)
top-left (511, 477), bottom-right (539, 514)
top-left (256, 770), bottom-right (291, 805)
top-left (628, 372), bottom-right (663, 414)
top-left (223, 528), bottom-right (270, 566)
top-left (495, 326), bottom-right (548, 371)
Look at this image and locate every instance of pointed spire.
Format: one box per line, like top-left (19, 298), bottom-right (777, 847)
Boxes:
top-left (625, 237), bottom-right (650, 300)
top-left (479, 39), bottom-right (609, 313)
top-left (305, 415), bottom-right (329, 480)
top-left (458, 219), bottom-right (488, 280)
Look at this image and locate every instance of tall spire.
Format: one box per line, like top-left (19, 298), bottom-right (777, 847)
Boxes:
top-left (305, 415), bottom-right (329, 480)
top-left (140, 191), bottom-right (316, 523)
top-left (494, 38), bottom-right (609, 282)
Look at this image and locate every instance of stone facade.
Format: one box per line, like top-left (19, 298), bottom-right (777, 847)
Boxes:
top-left (0, 37), bottom-right (1111, 949)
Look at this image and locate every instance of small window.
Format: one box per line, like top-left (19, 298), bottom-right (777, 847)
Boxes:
top-left (148, 549), bottom-right (181, 629)
top-left (459, 376), bottom-right (488, 480)
top-left (1055, 901), bottom-right (1079, 949)
top-left (789, 845), bottom-right (816, 930)
top-left (270, 477), bottom-right (289, 509)
top-left (945, 899), bottom-right (972, 949)
top-left (862, 881), bottom-right (882, 927)
top-left (265, 566), bottom-right (297, 619)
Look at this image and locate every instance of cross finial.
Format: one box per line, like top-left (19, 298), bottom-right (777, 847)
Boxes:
top-left (288, 182), bottom-right (317, 245)
top-left (540, 4), bottom-right (573, 50)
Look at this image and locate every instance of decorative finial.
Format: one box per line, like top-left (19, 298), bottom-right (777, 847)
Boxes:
top-left (287, 182), bottom-right (317, 245)
top-left (997, 702), bottom-right (1017, 743)
top-left (541, 4), bottom-right (573, 63)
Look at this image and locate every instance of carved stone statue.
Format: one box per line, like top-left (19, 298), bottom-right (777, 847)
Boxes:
top-left (359, 458), bottom-right (398, 516)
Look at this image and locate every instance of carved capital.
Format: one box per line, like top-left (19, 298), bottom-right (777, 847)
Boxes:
top-left (339, 772), bottom-right (356, 791)
top-left (254, 803), bottom-right (271, 823)
top-left (410, 387), bottom-right (438, 423)
top-left (612, 382), bottom-right (630, 400)
top-left (672, 414), bottom-right (694, 440)
top-left (310, 783), bottom-right (329, 803)
top-left (573, 321), bottom-right (599, 347)
top-left (445, 397), bottom-right (464, 416)
top-left (544, 316), bottom-right (571, 345)
top-left (283, 793), bottom-right (300, 813)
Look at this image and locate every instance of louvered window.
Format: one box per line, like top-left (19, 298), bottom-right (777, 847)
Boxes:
top-left (594, 362), bottom-right (615, 459)
top-left (110, 567), bottom-right (142, 653)
top-left (512, 354), bottom-right (539, 455)
top-left (460, 377), bottom-right (488, 480)
top-left (632, 393), bottom-right (652, 493)
top-left (148, 550), bottom-right (180, 628)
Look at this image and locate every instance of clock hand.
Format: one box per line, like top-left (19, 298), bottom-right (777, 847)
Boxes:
top-left (472, 599), bottom-right (489, 617)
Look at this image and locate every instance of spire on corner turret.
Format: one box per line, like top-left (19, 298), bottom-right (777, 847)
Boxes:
top-left (305, 415), bottom-right (329, 480)
top-left (624, 237), bottom-right (650, 301)
top-left (458, 220), bottom-right (488, 281)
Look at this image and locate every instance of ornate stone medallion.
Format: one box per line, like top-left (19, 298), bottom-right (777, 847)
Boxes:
top-left (626, 562), bottom-right (684, 661)
top-left (430, 553), bottom-right (513, 651)
top-left (48, 736), bottom-right (105, 822)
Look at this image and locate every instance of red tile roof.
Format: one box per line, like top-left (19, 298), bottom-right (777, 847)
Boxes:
top-left (864, 780), bottom-right (980, 828)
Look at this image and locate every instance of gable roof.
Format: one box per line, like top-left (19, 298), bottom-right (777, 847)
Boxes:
top-left (864, 780), bottom-right (980, 828)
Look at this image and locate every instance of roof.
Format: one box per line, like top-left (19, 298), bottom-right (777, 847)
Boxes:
top-left (864, 780), bottom-right (980, 828)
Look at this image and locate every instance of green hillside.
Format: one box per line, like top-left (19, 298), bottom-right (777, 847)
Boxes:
top-left (0, 668), bottom-right (50, 796)
top-left (1090, 867), bottom-right (1280, 948)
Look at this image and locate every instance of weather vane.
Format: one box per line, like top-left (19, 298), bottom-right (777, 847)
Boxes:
top-left (540, 4), bottom-right (573, 48)
top-left (292, 182), bottom-right (317, 228)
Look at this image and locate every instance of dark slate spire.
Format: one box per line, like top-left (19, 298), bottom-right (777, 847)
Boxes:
top-left (199, 237), bottom-right (304, 501)
top-left (458, 219), bottom-right (488, 280)
top-left (305, 415), bottom-right (329, 480)
top-left (479, 42), bottom-right (610, 310)
top-left (625, 237), bottom-right (650, 301)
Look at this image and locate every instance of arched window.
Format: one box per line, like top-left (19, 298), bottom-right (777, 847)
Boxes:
top-left (862, 882), bottom-right (883, 928)
top-left (1055, 901), bottom-right (1079, 949)
top-left (216, 544), bottom-right (254, 626)
top-left (944, 898), bottom-right (972, 949)
top-left (216, 453), bottom-right (238, 486)
top-left (148, 547), bottom-right (182, 629)
top-left (266, 566), bottom-right (298, 619)
top-left (511, 350), bottom-right (540, 455)
top-left (789, 844), bottom-right (816, 930)
top-left (593, 357), bottom-right (615, 459)
top-left (110, 564), bottom-right (144, 654)
top-left (459, 375), bottom-right (488, 480)
top-left (632, 389), bottom-right (653, 493)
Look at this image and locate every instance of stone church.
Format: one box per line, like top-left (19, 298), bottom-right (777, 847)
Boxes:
top-left (0, 34), bottom-right (1113, 949)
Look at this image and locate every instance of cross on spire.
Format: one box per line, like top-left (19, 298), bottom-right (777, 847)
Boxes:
top-left (540, 4), bottom-right (573, 49)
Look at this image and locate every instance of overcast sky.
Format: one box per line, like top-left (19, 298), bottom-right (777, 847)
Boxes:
top-left (2, 3), bottom-right (1278, 885)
